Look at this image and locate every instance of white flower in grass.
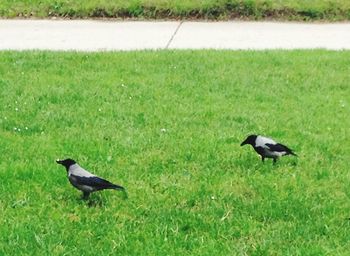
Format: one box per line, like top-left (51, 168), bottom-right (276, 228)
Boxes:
top-left (13, 127), bottom-right (17, 131)
top-left (98, 108), bottom-right (102, 112)
top-left (211, 196), bottom-right (216, 200)
top-left (160, 128), bottom-right (167, 133)
top-left (340, 100), bottom-right (346, 108)
top-left (15, 107), bottom-right (18, 111)
top-left (25, 127), bottom-right (28, 130)
top-left (17, 128), bottom-right (21, 132)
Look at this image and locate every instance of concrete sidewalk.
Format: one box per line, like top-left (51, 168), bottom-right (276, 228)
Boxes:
top-left (1, 20), bottom-right (350, 51)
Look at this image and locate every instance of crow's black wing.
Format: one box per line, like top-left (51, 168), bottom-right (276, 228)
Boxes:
top-left (71, 175), bottom-right (124, 190)
top-left (265, 143), bottom-right (296, 155)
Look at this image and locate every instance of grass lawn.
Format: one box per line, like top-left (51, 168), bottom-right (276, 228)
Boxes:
top-left (1, 0), bottom-right (350, 20)
top-left (1, 50), bottom-right (350, 255)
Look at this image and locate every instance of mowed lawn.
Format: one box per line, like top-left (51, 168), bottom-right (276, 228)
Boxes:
top-left (1, 0), bottom-right (350, 20)
top-left (1, 50), bottom-right (350, 255)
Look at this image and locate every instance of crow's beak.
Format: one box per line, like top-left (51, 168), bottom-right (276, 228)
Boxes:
top-left (240, 141), bottom-right (247, 146)
top-left (56, 159), bottom-right (62, 164)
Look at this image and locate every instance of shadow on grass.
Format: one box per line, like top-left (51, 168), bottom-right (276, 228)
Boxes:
top-left (79, 190), bottom-right (128, 208)
top-left (229, 154), bottom-right (298, 176)
top-left (84, 196), bottom-right (104, 207)
top-left (257, 158), bottom-right (298, 173)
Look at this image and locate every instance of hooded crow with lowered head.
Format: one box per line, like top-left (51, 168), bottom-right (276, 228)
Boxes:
top-left (56, 158), bottom-right (125, 199)
top-left (240, 135), bottom-right (297, 163)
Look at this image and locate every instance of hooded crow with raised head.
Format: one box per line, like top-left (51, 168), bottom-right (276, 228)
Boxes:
top-left (240, 135), bottom-right (297, 163)
top-left (56, 158), bottom-right (125, 199)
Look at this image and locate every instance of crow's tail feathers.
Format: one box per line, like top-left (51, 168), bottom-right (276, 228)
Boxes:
top-left (110, 184), bottom-right (125, 190)
top-left (114, 184), bottom-right (128, 199)
top-left (109, 183), bottom-right (127, 198)
top-left (289, 151), bottom-right (298, 157)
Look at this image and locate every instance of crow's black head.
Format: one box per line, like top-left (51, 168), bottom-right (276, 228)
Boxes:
top-left (56, 158), bottom-right (76, 170)
top-left (240, 135), bottom-right (257, 146)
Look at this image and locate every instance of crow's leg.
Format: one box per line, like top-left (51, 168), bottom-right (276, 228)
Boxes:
top-left (261, 156), bottom-right (265, 163)
top-left (82, 191), bottom-right (90, 200)
top-left (273, 158), bottom-right (277, 164)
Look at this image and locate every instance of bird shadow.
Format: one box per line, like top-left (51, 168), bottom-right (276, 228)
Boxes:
top-left (261, 159), bottom-right (298, 169)
top-left (83, 196), bottom-right (105, 208)
top-left (238, 158), bottom-right (298, 175)
top-left (79, 190), bottom-right (128, 208)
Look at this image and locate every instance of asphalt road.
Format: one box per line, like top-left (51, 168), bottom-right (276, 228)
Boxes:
top-left (1, 20), bottom-right (350, 51)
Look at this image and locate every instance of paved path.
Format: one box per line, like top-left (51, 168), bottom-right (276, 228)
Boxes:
top-left (1, 20), bottom-right (350, 51)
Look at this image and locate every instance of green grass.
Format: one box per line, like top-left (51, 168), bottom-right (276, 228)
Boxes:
top-left (1, 0), bottom-right (350, 20)
top-left (1, 50), bottom-right (350, 255)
